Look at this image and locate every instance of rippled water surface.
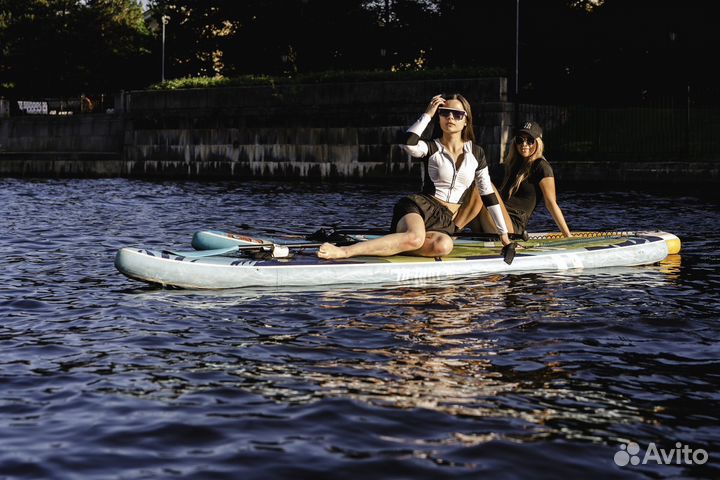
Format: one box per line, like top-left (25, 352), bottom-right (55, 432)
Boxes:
top-left (1, 178), bottom-right (718, 479)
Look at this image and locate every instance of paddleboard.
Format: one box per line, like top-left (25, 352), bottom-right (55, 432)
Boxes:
top-left (114, 230), bottom-right (680, 289)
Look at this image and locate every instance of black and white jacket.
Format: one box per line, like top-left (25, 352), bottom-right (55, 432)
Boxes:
top-left (400, 113), bottom-right (508, 234)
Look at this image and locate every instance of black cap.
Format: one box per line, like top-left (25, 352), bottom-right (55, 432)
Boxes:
top-left (516, 121), bottom-right (542, 139)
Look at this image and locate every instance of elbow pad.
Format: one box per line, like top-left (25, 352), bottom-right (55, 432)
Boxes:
top-left (403, 131), bottom-right (421, 146)
top-left (474, 167), bottom-right (506, 233)
top-left (480, 192), bottom-right (499, 207)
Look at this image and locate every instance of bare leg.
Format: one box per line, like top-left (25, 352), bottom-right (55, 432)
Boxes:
top-left (411, 231), bottom-right (454, 257)
top-left (318, 213), bottom-right (427, 259)
top-left (455, 185), bottom-right (515, 233)
top-left (453, 188), bottom-right (483, 230)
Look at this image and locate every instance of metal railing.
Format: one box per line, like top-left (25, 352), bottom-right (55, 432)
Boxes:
top-left (513, 102), bottom-right (720, 161)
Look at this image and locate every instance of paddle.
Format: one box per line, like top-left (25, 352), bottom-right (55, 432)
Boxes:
top-left (306, 227), bottom-right (523, 264)
top-left (166, 239), bottom-right (358, 259)
top-left (190, 227), bottom-right (528, 263)
top-left (501, 242), bottom-right (518, 265)
top-left (306, 227), bottom-right (530, 242)
top-left (235, 223), bottom-right (530, 242)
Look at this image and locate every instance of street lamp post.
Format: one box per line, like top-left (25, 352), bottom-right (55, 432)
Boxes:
top-left (161, 15), bottom-right (170, 82)
top-left (514, 0), bottom-right (520, 127)
top-left (515, 0), bottom-right (519, 99)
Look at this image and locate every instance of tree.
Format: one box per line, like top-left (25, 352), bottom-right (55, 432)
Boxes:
top-left (3, 0), bottom-right (711, 106)
top-left (149, 0), bottom-right (383, 78)
top-left (0, 0), bottom-right (153, 97)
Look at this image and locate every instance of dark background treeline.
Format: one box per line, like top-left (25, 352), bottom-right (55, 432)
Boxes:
top-left (0, 0), bottom-right (714, 106)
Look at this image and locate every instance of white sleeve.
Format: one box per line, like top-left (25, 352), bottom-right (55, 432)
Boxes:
top-left (401, 143), bottom-right (429, 158)
top-left (400, 114), bottom-right (431, 158)
top-left (486, 205), bottom-right (508, 235)
top-left (475, 166), bottom-right (509, 235)
top-left (407, 113), bottom-right (431, 137)
top-left (475, 165), bottom-right (494, 196)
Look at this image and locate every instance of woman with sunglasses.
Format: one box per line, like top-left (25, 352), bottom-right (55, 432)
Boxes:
top-left (318, 93), bottom-right (511, 260)
top-left (455, 121), bottom-right (571, 238)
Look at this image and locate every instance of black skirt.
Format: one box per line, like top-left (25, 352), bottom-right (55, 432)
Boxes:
top-left (390, 193), bottom-right (457, 235)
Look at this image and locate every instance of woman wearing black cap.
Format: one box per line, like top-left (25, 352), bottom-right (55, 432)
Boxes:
top-left (455, 120), bottom-right (572, 237)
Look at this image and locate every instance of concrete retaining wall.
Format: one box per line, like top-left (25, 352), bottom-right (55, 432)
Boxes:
top-left (118, 77), bottom-right (509, 179)
top-left (1, 78), bottom-right (717, 187)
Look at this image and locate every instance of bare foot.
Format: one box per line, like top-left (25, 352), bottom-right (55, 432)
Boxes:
top-left (317, 242), bottom-right (349, 259)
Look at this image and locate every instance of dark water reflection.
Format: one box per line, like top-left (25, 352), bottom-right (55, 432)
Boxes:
top-left (0, 178), bottom-right (718, 479)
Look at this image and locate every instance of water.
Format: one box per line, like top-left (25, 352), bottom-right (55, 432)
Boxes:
top-left (1, 178), bottom-right (718, 479)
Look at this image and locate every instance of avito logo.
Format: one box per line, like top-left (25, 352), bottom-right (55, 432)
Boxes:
top-left (614, 442), bottom-right (709, 467)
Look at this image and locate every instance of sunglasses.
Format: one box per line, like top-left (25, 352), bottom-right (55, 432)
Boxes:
top-left (438, 108), bottom-right (467, 120)
top-left (514, 135), bottom-right (536, 145)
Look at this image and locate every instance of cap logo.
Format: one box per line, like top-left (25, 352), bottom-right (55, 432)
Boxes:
top-left (523, 122), bottom-right (533, 129)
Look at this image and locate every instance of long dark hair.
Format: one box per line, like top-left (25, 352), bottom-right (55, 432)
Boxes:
top-left (429, 93), bottom-right (475, 143)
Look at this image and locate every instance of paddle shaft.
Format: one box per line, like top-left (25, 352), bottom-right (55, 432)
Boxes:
top-left (238, 224), bottom-right (529, 242)
top-left (317, 228), bottom-right (529, 241)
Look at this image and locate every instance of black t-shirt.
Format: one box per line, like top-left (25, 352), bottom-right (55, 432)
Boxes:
top-left (500, 157), bottom-right (554, 225)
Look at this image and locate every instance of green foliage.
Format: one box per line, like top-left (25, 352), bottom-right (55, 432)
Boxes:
top-left (152, 75), bottom-right (275, 90)
top-left (151, 66), bottom-right (507, 90)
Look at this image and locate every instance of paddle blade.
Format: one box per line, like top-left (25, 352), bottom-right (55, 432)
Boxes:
top-left (501, 242), bottom-right (517, 265)
top-left (165, 245), bottom-right (241, 258)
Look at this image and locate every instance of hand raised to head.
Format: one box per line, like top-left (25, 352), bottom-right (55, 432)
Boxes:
top-left (425, 94), bottom-right (446, 117)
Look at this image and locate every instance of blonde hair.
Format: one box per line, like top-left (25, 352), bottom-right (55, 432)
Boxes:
top-left (501, 136), bottom-right (545, 198)
top-left (430, 93), bottom-right (475, 143)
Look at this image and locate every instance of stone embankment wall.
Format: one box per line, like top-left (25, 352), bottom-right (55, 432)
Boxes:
top-left (120, 77), bottom-right (508, 179)
top-left (1, 78), bottom-right (718, 187)
top-left (0, 114), bottom-right (124, 176)
top-left (0, 78), bottom-right (509, 181)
